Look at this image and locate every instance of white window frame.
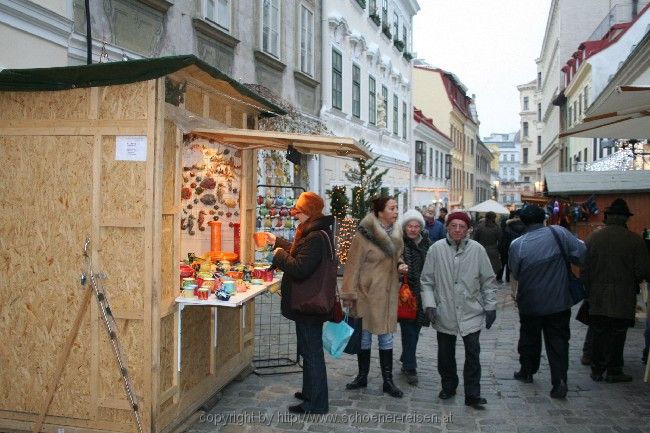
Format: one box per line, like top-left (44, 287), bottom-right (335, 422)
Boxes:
top-left (299, 4), bottom-right (314, 75)
top-left (262, 0), bottom-right (281, 58)
top-left (204, 0), bottom-right (231, 32)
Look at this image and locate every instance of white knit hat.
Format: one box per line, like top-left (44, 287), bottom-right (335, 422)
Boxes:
top-left (400, 209), bottom-right (425, 230)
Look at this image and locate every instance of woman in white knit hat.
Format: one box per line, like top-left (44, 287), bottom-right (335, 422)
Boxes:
top-left (397, 209), bottom-right (432, 385)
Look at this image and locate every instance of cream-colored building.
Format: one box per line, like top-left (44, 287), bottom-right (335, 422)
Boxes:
top-left (517, 79), bottom-right (543, 189)
top-left (412, 62), bottom-right (478, 208)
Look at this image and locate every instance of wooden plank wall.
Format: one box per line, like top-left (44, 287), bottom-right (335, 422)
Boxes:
top-left (0, 82), bottom-right (156, 433)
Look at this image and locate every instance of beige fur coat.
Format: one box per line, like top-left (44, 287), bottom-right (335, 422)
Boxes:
top-left (340, 212), bottom-right (404, 335)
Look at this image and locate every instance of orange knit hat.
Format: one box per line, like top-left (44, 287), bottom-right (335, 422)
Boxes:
top-left (291, 192), bottom-right (324, 218)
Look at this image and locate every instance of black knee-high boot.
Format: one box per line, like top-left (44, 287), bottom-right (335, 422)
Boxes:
top-left (346, 349), bottom-right (370, 389)
top-left (379, 349), bottom-right (403, 398)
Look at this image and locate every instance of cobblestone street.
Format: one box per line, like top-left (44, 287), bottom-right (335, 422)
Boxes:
top-left (186, 285), bottom-right (650, 433)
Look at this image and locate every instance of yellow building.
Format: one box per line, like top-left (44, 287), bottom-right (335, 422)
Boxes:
top-left (413, 63), bottom-right (478, 208)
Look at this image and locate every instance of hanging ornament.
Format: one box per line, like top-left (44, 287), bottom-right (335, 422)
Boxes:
top-left (553, 200), bottom-right (560, 215)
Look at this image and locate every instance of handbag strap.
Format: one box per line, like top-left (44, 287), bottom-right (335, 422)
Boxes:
top-left (549, 226), bottom-right (571, 273)
top-left (318, 230), bottom-right (335, 261)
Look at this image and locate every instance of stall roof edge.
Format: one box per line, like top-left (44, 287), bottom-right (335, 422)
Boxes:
top-left (0, 55), bottom-right (286, 116)
top-left (546, 170), bottom-right (650, 194)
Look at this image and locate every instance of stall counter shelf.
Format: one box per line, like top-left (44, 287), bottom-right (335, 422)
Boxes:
top-left (174, 278), bottom-right (280, 371)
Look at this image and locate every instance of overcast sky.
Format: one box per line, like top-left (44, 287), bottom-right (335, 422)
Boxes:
top-left (413, 0), bottom-right (552, 138)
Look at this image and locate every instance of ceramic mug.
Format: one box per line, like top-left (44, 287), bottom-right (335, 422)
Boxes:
top-left (222, 280), bottom-right (236, 294)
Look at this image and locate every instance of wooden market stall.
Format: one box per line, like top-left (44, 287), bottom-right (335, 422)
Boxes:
top-left (545, 170), bottom-right (650, 240)
top-left (0, 56), bottom-right (369, 433)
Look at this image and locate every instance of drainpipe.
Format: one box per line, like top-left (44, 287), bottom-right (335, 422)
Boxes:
top-left (85, 0), bottom-right (92, 64)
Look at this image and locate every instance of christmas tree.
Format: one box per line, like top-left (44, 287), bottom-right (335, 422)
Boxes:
top-left (326, 185), bottom-right (349, 220)
top-left (345, 141), bottom-right (388, 220)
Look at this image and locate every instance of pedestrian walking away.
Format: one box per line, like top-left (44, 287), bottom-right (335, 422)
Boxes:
top-left (420, 210), bottom-right (497, 408)
top-left (473, 211), bottom-right (502, 277)
top-left (341, 196), bottom-right (406, 398)
top-left (499, 210), bottom-right (525, 283)
top-left (508, 205), bottom-right (586, 399)
top-left (582, 198), bottom-right (650, 383)
top-left (397, 209), bottom-right (432, 386)
top-left (262, 191), bottom-right (334, 414)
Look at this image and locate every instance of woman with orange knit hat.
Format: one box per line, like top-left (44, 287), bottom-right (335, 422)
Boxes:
top-left (259, 191), bottom-right (334, 414)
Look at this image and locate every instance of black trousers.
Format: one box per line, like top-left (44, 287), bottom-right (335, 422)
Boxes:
top-left (437, 330), bottom-right (481, 398)
top-left (591, 324), bottom-right (628, 375)
top-left (518, 309), bottom-right (571, 386)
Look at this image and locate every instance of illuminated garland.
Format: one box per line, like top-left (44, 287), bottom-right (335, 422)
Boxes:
top-left (336, 217), bottom-right (357, 264)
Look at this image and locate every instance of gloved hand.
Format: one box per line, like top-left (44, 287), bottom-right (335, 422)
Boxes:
top-left (485, 310), bottom-right (496, 329)
top-left (425, 307), bottom-right (437, 324)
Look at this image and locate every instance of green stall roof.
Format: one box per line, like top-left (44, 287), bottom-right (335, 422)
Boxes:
top-left (0, 55), bottom-right (286, 116)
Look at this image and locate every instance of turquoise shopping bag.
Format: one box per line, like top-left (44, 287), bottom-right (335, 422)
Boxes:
top-left (322, 316), bottom-right (354, 358)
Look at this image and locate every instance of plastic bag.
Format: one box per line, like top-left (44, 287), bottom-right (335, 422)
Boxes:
top-left (322, 318), bottom-right (354, 358)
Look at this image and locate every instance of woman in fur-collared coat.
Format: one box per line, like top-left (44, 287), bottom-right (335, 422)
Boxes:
top-left (341, 196), bottom-right (406, 398)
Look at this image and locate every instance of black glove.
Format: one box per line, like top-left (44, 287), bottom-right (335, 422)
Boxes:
top-left (485, 310), bottom-right (496, 329)
top-left (425, 307), bottom-right (437, 324)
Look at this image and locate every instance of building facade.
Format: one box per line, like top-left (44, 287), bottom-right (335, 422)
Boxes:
top-left (411, 108), bottom-right (453, 209)
top-left (517, 79), bottom-right (543, 192)
top-left (560, 3), bottom-right (650, 171)
top-left (535, 0), bottom-right (624, 177)
top-left (483, 132), bottom-right (524, 206)
top-left (475, 139), bottom-right (493, 205)
top-left (318, 0), bottom-right (419, 210)
top-left (412, 63), bottom-right (478, 208)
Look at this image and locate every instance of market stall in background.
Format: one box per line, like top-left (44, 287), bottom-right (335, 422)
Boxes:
top-left (0, 56), bottom-right (368, 433)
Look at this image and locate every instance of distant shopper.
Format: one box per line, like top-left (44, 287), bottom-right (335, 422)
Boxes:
top-left (398, 209), bottom-right (432, 385)
top-left (508, 205), bottom-right (586, 399)
top-left (341, 196), bottom-right (406, 398)
top-left (437, 207), bottom-right (448, 225)
top-left (500, 211), bottom-right (526, 283)
top-left (421, 210), bottom-right (497, 408)
top-left (583, 198), bottom-right (650, 382)
top-left (423, 207), bottom-right (446, 242)
top-left (472, 211), bottom-right (502, 277)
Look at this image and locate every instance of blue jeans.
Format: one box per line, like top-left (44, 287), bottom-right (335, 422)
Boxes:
top-left (295, 322), bottom-right (328, 413)
top-left (360, 330), bottom-right (393, 350)
top-left (399, 321), bottom-right (421, 370)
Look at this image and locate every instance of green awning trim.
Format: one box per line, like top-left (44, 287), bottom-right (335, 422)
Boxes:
top-left (0, 55), bottom-right (286, 116)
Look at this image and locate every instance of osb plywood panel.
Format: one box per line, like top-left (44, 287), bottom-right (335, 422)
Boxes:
top-left (97, 408), bottom-right (136, 431)
top-left (0, 135), bottom-right (93, 416)
top-left (159, 314), bottom-right (174, 392)
top-left (99, 227), bottom-right (144, 312)
top-left (179, 306), bottom-right (210, 392)
top-left (0, 88), bottom-right (90, 120)
top-left (161, 216), bottom-right (175, 303)
top-left (184, 86), bottom-right (204, 118)
top-left (101, 137), bottom-right (147, 222)
top-left (98, 82), bottom-right (149, 120)
top-left (162, 119), bottom-right (178, 212)
top-left (215, 307), bottom-right (240, 365)
top-left (98, 318), bottom-right (145, 403)
top-left (230, 105), bottom-right (246, 128)
top-left (208, 96), bottom-right (227, 125)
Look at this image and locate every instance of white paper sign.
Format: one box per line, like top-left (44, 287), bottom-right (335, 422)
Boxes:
top-left (115, 136), bottom-right (147, 161)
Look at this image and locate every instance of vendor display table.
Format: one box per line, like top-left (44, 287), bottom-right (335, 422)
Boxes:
top-left (175, 278), bottom-right (280, 370)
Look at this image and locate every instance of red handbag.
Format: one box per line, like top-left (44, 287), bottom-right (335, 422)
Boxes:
top-left (397, 275), bottom-right (417, 320)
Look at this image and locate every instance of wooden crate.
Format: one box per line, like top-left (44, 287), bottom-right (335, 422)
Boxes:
top-left (0, 66), bottom-right (262, 433)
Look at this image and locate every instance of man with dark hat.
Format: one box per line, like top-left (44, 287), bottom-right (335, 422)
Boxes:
top-left (508, 205), bottom-right (586, 399)
top-left (420, 211), bottom-right (497, 408)
top-left (583, 198), bottom-right (650, 382)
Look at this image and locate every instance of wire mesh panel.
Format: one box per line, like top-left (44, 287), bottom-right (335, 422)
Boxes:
top-left (253, 184), bottom-right (304, 375)
top-left (253, 291), bottom-right (302, 374)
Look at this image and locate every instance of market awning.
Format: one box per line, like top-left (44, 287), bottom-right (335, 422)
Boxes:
top-left (188, 128), bottom-right (373, 159)
top-left (467, 199), bottom-right (510, 214)
top-left (560, 85), bottom-right (650, 139)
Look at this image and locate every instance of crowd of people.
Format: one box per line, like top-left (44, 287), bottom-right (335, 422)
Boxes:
top-left (262, 192), bottom-right (650, 414)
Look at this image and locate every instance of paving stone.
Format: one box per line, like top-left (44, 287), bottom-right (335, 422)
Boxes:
top-left (188, 289), bottom-right (650, 433)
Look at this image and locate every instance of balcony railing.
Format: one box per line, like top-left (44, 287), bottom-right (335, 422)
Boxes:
top-left (587, 1), bottom-right (650, 42)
